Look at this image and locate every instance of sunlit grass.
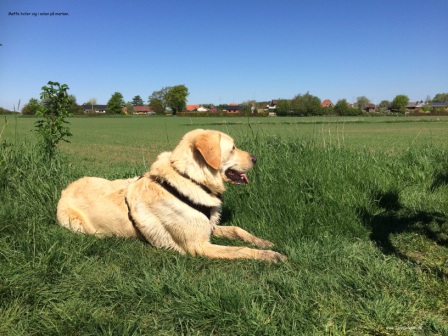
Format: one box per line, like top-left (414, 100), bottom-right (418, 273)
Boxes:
top-left (1, 116), bottom-right (448, 334)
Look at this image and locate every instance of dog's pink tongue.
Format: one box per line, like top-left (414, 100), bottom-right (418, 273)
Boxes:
top-left (241, 173), bottom-right (249, 184)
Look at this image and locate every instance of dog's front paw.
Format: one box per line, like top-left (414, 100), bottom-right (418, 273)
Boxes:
top-left (255, 238), bottom-right (275, 249)
top-left (262, 250), bottom-right (288, 263)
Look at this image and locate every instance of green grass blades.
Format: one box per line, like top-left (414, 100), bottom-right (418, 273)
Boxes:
top-left (1, 117), bottom-right (447, 335)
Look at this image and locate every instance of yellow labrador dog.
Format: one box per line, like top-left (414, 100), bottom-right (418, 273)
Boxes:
top-left (57, 129), bottom-right (286, 262)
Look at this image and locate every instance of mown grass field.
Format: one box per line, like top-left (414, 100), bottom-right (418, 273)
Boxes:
top-left (3, 115), bottom-right (448, 168)
top-left (1, 115), bottom-right (448, 335)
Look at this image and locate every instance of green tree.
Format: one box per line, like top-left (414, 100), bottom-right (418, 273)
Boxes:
top-left (290, 92), bottom-right (322, 116)
top-left (148, 87), bottom-right (171, 114)
top-left (0, 107), bottom-right (13, 115)
top-left (379, 100), bottom-right (390, 108)
top-left (334, 99), bottom-right (350, 116)
top-left (356, 96), bottom-right (370, 111)
top-left (166, 85), bottom-right (189, 115)
top-left (132, 95), bottom-right (144, 106)
top-left (107, 92), bottom-right (125, 114)
top-left (333, 99), bottom-right (361, 116)
top-left (432, 93), bottom-right (448, 103)
top-left (321, 106), bottom-right (334, 115)
top-left (421, 103), bottom-right (432, 112)
top-left (21, 98), bottom-right (41, 115)
top-left (34, 81), bottom-right (73, 157)
top-left (69, 95), bottom-right (84, 115)
top-left (125, 102), bottom-right (135, 115)
top-left (276, 100), bottom-right (291, 116)
top-left (391, 94), bottom-right (409, 113)
top-left (378, 100), bottom-right (390, 113)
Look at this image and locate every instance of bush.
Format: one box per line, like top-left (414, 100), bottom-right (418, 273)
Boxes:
top-left (34, 81), bottom-right (73, 157)
top-left (0, 108), bottom-right (14, 115)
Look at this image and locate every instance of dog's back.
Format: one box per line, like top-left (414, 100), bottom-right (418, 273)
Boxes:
top-left (57, 176), bottom-right (140, 237)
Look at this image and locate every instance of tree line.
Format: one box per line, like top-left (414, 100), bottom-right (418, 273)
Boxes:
top-left (272, 92), bottom-right (448, 117)
top-left (19, 85), bottom-right (189, 116)
top-left (8, 84), bottom-right (448, 116)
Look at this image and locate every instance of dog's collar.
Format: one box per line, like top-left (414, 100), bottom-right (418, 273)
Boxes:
top-left (152, 177), bottom-right (216, 220)
top-left (125, 173), bottom-right (220, 235)
top-left (172, 166), bottom-right (223, 201)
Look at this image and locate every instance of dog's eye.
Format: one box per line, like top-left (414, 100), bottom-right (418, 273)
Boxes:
top-left (232, 145), bottom-right (236, 151)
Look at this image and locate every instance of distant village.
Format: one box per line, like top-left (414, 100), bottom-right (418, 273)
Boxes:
top-left (3, 91), bottom-right (447, 117)
top-left (81, 99), bottom-right (448, 116)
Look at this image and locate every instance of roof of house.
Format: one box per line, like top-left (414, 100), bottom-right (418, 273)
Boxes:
top-left (321, 99), bottom-right (334, 107)
top-left (82, 104), bottom-right (107, 110)
top-left (431, 102), bottom-right (448, 107)
top-left (226, 104), bottom-right (242, 110)
top-left (407, 101), bottom-right (424, 108)
top-left (187, 104), bottom-right (200, 111)
top-left (133, 105), bottom-right (152, 112)
top-left (269, 99), bottom-right (286, 106)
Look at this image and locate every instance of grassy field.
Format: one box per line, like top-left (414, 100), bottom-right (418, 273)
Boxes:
top-left (1, 115), bottom-right (448, 335)
top-left (3, 115), bottom-right (448, 167)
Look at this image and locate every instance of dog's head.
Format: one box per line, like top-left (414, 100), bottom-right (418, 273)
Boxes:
top-left (170, 129), bottom-right (256, 189)
top-left (194, 130), bottom-right (256, 185)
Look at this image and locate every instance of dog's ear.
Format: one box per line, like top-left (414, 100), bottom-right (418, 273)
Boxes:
top-left (195, 131), bottom-right (221, 170)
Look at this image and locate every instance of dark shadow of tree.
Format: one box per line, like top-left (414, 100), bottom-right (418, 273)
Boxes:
top-left (430, 169), bottom-right (448, 192)
top-left (358, 189), bottom-right (448, 277)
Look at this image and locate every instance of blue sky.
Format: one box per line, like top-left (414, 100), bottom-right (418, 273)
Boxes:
top-left (1, 0), bottom-right (447, 110)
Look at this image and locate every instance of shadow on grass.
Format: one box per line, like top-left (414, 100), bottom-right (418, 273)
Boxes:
top-left (220, 206), bottom-right (235, 225)
top-left (430, 169), bottom-right (448, 192)
top-left (358, 190), bottom-right (448, 277)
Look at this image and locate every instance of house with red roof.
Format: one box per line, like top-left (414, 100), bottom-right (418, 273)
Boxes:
top-left (406, 101), bottom-right (424, 112)
top-left (123, 105), bottom-right (154, 115)
top-left (186, 104), bottom-right (200, 112)
top-left (321, 99), bottom-right (334, 108)
top-left (134, 106), bottom-right (154, 114)
top-left (186, 105), bottom-right (210, 112)
top-left (226, 104), bottom-right (242, 114)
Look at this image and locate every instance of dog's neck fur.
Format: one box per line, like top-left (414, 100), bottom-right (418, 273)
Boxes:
top-left (169, 146), bottom-right (226, 196)
top-left (143, 151), bottom-right (223, 220)
top-left (171, 165), bottom-right (222, 200)
top-left (147, 152), bottom-right (223, 206)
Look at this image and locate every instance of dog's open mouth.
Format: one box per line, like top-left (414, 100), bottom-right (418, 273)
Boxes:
top-left (225, 169), bottom-right (249, 184)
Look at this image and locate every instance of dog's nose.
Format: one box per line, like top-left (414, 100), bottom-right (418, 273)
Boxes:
top-left (251, 155), bottom-right (257, 164)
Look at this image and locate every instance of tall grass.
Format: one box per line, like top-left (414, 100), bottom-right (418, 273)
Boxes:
top-left (1, 128), bottom-right (447, 335)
